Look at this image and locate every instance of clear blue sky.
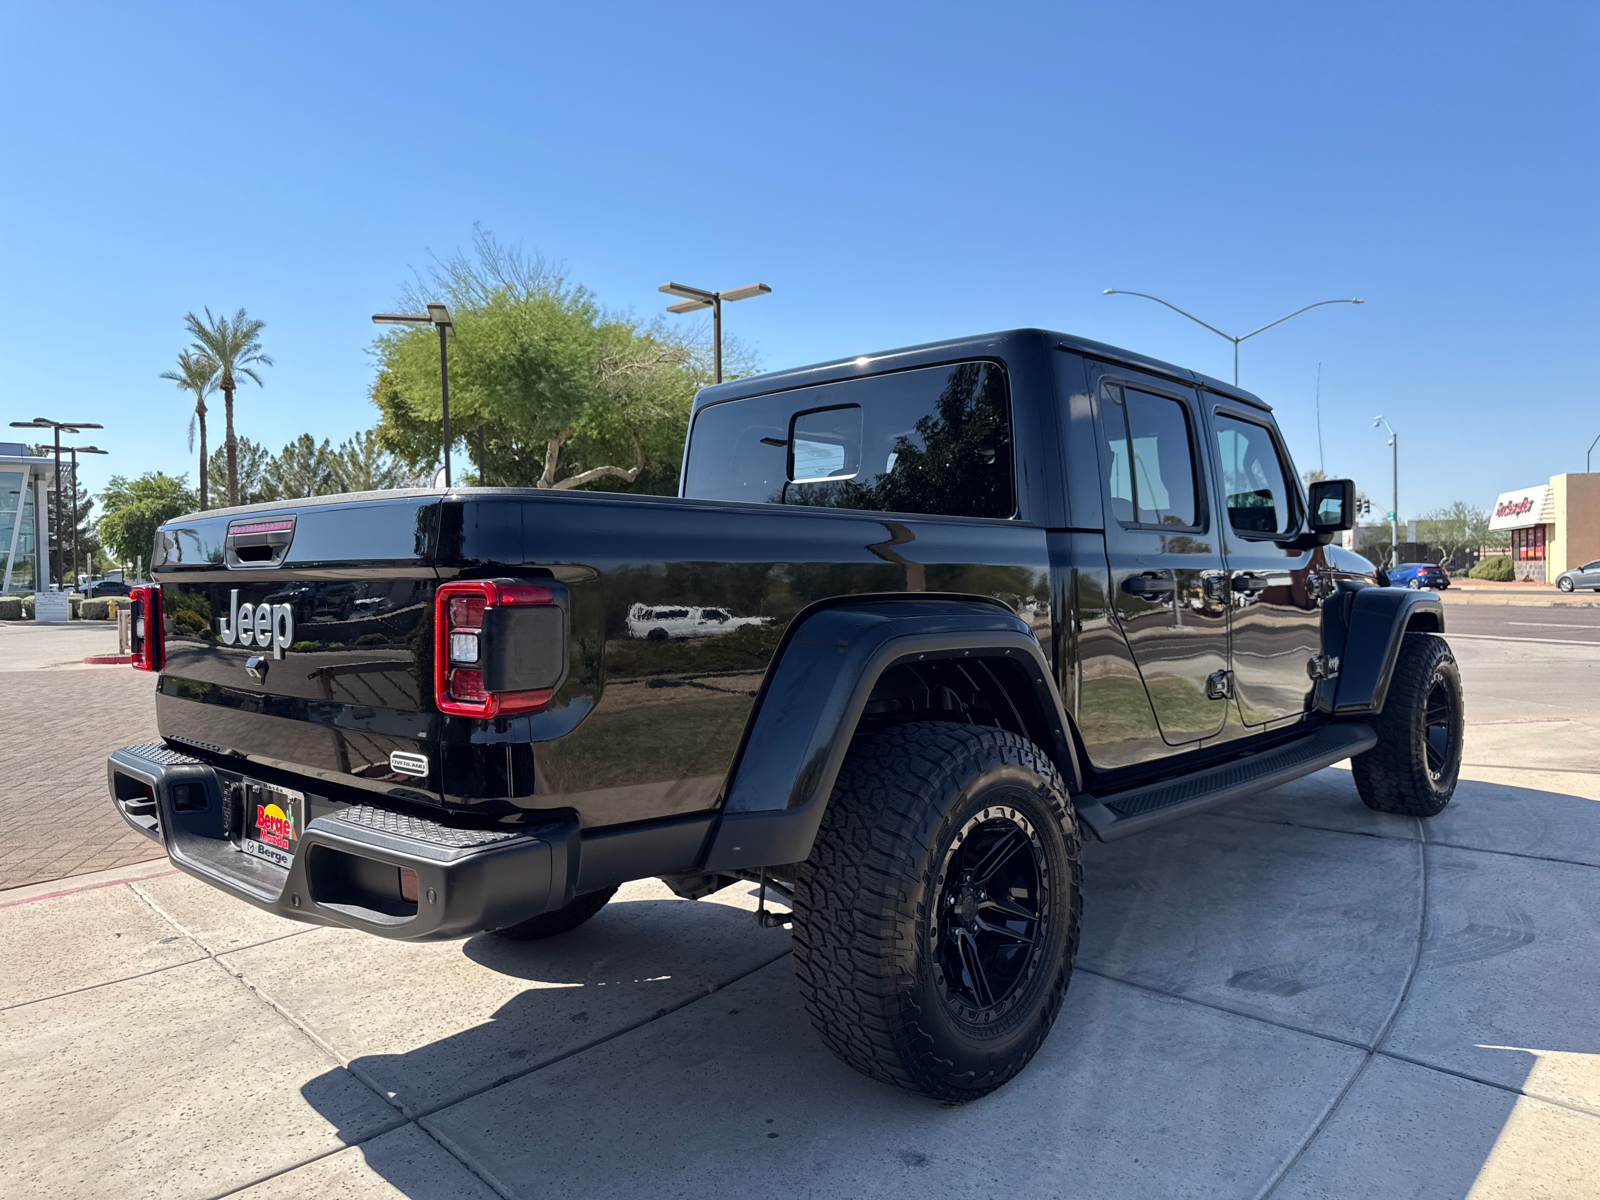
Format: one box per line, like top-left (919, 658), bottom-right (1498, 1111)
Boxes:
top-left (3, 2), bottom-right (1595, 518)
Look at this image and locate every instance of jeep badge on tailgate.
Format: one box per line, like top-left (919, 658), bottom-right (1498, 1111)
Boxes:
top-left (219, 589), bottom-right (295, 659)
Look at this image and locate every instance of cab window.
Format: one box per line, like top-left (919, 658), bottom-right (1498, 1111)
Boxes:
top-left (1099, 385), bottom-right (1200, 528)
top-left (1214, 414), bottom-right (1294, 535)
top-left (682, 361), bottom-right (1014, 519)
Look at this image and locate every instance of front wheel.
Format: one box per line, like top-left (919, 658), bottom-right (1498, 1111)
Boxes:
top-left (1352, 633), bottom-right (1463, 816)
top-left (1558, 576), bottom-right (1575, 592)
top-left (792, 722), bottom-right (1081, 1102)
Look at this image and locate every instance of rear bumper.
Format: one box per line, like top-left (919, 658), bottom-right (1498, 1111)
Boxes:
top-left (107, 742), bottom-right (578, 941)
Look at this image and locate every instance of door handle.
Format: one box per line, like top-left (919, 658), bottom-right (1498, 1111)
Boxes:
top-left (1121, 573), bottom-right (1176, 601)
top-left (1231, 573), bottom-right (1269, 595)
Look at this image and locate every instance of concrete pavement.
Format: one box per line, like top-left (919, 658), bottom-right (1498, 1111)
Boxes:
top-left (3, 635), bottom-right (1598, 1197)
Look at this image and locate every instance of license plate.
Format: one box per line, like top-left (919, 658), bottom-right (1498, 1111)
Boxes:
top-left (242, 784), bottom-right (302, 870)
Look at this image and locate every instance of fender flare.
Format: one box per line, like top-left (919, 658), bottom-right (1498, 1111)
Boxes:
top-left (700, 598), bottom-right (1078, 872)
top-left (1324, 583), bottom-right (1445, 715)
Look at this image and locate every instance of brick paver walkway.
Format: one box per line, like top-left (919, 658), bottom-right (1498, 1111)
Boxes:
top-left (0, 668), bottom-right (164, 889)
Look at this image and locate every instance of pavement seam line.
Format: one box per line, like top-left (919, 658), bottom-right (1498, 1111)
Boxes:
top-left (0, 953), bottom-right (210, 1012)
top-left (1256, 816), bottom-right (1431, 1199)
top-left (0, 866), bottom-right (175, 906)
top-left (1207, 808), bottom-right (1600, 871)
top-left (128, 878), bottom-right (318, 957)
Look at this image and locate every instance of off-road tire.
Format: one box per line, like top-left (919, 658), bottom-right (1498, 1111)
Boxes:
top-left (791, 722), bottom-right (1081, 1102)
top-left (1351, 633), bottom-right (1463, 816)
top-left (491, 886), bottom-right (619, 941)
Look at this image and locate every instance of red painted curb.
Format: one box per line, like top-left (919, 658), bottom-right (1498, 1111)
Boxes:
top-left (83, 654), bottom-right (135, 664)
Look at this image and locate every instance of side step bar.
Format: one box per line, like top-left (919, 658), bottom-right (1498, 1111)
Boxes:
top-left (1074, 722), bottom-right (1378, 842)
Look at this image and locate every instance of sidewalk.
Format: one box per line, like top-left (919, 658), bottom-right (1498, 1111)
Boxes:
top-left (2, 637), bottom-right (1598, 1198)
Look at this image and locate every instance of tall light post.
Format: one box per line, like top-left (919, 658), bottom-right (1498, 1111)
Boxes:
top-left (60, 445), bottom-right (107, 586)
top-left (9, 417), bottom-right (103, 590)
top-left (373, 303), bottom-right (455, 486)
top-left (1587, 433), bottom-right (1600, 473)
top-left (659, 281), bottom-right (772, 384)
top-left (1102, 290), bottom-right (1363, 386)
top-left (1374, 416), bottom-right (1399, 557)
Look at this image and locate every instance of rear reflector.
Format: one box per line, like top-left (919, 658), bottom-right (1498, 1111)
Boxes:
top-left (399, 867), bottom-right (419, 903)
top-left (434, 580), bottom-right (558, 718)
top-left (129, 585), bottom-right (164, 672)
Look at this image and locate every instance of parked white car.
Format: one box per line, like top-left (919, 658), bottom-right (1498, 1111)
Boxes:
top-left (625, 603), bottom-right (770, 641)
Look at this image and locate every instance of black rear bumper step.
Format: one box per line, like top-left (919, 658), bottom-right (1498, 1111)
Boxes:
top-left (1073, 722), bottom-right (1378, 842)
top-left (107, 742), bottom-right (577, 941)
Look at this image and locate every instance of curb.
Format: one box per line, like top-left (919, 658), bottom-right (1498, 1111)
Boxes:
top-left (82, 653), bottom-right (135, 664)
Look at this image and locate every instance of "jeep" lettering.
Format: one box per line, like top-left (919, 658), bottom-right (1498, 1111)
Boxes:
top-left (219, 589), bottom-right (295, 659)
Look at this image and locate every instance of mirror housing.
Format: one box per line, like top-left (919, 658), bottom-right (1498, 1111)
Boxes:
top-left (1309, 479), bottom-right (1357, 533)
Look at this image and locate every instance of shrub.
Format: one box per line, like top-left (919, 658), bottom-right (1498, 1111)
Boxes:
top-left (81, 598), bottom-right (113, 620)
top-left (0, 596), bottom-right (21, 620)
top-left (1468, 555), bottom-right (1514, 582)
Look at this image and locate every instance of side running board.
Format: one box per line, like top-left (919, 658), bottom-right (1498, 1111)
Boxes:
top-left (1074, 722), bottom-right (1378, 842)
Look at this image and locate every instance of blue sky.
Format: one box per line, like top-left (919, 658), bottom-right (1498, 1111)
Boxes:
top-left (2, 2), bottom-right (1596, 518)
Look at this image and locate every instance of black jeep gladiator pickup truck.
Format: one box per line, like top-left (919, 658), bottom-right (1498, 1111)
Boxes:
top-left (109, 329), bottom-right (1461, 1101)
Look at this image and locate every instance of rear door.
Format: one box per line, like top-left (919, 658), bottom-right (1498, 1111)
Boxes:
top-left (1088, 364), bottom-right (1230, 745)
top-left (1205, 402), bottom-right (1321, 725)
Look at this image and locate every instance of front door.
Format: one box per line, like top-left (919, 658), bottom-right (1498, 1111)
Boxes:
top-left (1091, 367), bottom-right (1231, 745)
top-left (1206, 404), bottom-right (1322, 725)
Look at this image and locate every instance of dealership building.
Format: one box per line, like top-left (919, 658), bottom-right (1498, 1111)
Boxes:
top-left (1488, 472), bottom-right (1600, 582)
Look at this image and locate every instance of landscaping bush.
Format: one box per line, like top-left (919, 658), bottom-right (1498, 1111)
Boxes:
top-left (0, 596), bottom-right (22, 620)
top-left (81, 598), bottom-right (113, 620)
top-left (1468, 555), bottom-right (1514, 582)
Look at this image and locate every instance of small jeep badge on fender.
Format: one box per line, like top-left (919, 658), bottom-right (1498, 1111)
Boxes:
top-left (389, 751), bottom-right (429, 777)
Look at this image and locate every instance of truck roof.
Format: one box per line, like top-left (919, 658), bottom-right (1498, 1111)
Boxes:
top-left (692, 327), bottom-right (1271, 414)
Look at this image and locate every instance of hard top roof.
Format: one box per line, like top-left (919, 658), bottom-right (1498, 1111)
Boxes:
top-left (691, 327), bottom-right (1271, 413)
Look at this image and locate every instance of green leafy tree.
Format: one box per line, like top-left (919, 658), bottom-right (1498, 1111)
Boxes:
top-left (1417, 501), bottom-right (1492, 566)
top-left (329, 428), bottom-right (406, 492)
top-left (159, 349), bottom-right (220, 510)
top-left (208, 437), bottom-right (277, 506)
top-left (267, 433), bottom-right (338, 499)
top-left (373, 229), bottom-right (724, 494)
top-left (97, 473), bottom-right (197, 569)
top-left (183, 308), bottom-right (273, 507)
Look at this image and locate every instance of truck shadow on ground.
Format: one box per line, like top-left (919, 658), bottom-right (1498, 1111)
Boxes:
top-left (296, 769), bottom-right (1597, 1199)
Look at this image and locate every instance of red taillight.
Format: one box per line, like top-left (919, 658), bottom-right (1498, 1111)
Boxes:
top-left (433, 580), bottom-right (556, 717)
top-left (130, 585), bottom-right (164, 672)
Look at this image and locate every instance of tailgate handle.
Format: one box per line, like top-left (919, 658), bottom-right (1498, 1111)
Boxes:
top-left (226, 516), bottom-right (296, 569)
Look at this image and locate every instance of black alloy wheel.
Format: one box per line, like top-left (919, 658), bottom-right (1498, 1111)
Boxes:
top-left (1422, 675), bottom-right (1458, 783)
top-left (931, 809), bottom-right (1050, 1021)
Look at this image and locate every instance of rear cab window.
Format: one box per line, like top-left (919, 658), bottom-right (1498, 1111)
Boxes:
top-left (682, 361), bottom-right (1015, 519)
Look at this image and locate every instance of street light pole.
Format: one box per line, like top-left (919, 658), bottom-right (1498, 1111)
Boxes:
top-left (1588, 433), bottom-right (1600, 473)
top-left (373, 304), bottom-right (454, 486)
top-left (1102, 291), bottom-right (1364, 386)
top-left (659, 281), bottom-right (772, 384)
top-left (10, 417), bottom-right (103, 590)
top-left (1375, 416), bottom-right (1399, 556)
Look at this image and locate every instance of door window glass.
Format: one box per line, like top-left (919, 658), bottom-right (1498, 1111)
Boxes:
top-left (1099, 386), bottom-right (1199, 527)
top-left (1214, 415), bottom-right (1294, 535)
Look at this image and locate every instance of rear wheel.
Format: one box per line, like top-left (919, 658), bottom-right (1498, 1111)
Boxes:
top-left (1407, 577), bottom-right (1422, 589)
top-left (792, 722), bottom-right (1080, 1101)
top-left (491, 886), bottom-right (618, 941)
top-left (1352, 633), bottom-right (1463, 816)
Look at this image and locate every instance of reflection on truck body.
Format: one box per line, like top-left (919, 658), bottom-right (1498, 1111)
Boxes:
top-left (625, 602), bottom-right (771, 642)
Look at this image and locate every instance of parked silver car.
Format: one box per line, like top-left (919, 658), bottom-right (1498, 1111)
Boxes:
top-left (1555, 560), bottom-right (1600, 592)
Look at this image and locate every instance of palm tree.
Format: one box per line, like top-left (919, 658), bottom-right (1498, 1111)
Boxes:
top-left (184, 308), bottom-right (274, 506)
top-left (159, 350), bottom-right (220, 509)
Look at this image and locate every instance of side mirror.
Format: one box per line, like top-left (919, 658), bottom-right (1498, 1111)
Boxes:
top-left (1308, 479), bottom-right (1357, 532)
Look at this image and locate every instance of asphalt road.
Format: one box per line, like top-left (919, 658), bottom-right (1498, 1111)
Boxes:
top-left (1443, 602), bottom-right (1600, 645)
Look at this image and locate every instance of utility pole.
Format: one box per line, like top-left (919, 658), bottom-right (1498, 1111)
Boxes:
top-left (1375, 416), bottom-right (1399, 556)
